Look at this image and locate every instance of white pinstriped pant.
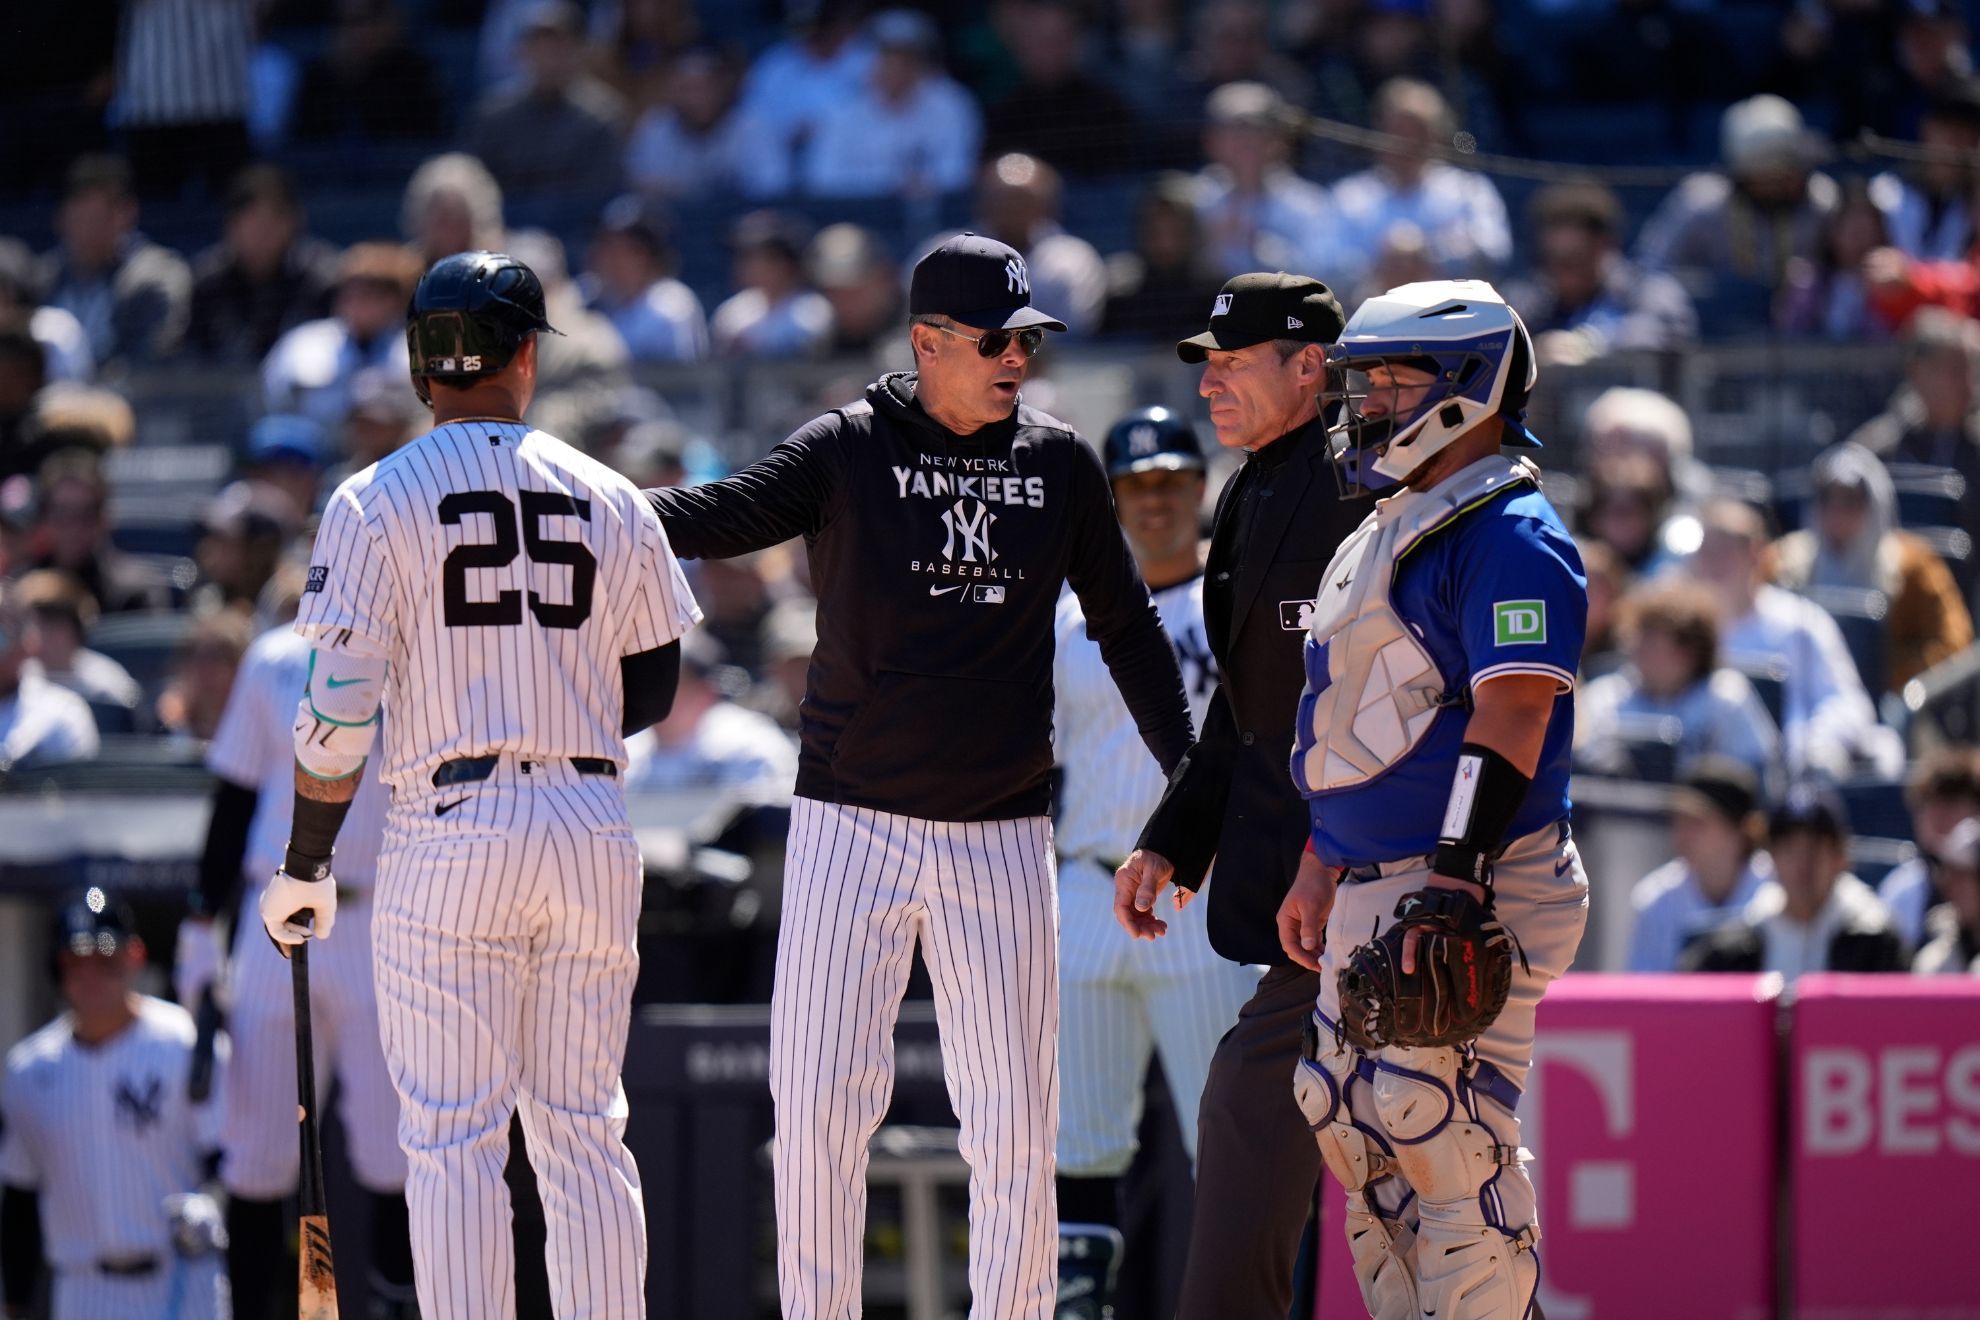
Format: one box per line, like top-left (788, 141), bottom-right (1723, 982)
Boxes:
top-left (1055, 857), bottom-right (1262, 1175)
top-left (772, 797), bottom-right (1059, 1319)
top-left (371, 766), bottom-right (646, 1320)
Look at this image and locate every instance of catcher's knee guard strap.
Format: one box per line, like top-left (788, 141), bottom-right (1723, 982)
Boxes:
top-left (1340, 1190), bottom-right (1422, 1320)
top-left (1296, 1011), bottom-right (1394, 1192)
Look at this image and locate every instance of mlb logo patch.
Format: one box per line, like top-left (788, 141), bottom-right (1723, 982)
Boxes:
top-left (1213, 293), bottom-right (1233, 317)
top-left (1493, 600), bottom-right (1547, 645)
top-left (305, 565), bottom-right (329, 593)
top-left (1279, 599), bottom-right (1315, 631)
top-left (974, 585), bottom-right (1006, 604)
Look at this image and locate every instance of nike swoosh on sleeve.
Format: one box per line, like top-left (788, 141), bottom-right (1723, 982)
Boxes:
top-left (324, 674), bottom-right (370, 688)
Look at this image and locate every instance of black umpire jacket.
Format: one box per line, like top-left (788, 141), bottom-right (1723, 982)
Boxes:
top-left (1135, 415), bottom-right (1377, 966)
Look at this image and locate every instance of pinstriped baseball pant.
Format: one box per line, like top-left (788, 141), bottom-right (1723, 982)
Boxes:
top-left (371, 767), bottom-right (647, 1320)
top-left (772, 797), bottom-right (1059, 1319)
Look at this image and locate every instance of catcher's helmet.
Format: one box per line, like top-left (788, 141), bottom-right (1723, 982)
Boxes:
top-left (1103, 406), bottom-right (1205, 480)
top-left (405, 251), bottom-right (559, 403)
top-left (52, 885), bottom-right (138, 968)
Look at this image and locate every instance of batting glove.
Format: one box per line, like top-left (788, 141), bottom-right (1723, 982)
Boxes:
top-left (259, 865), bottom-right (338, 953)
top-left (173, 918), bottom-right (223, 1008)
top-left (163, 1191), bottom-right (227, 1257)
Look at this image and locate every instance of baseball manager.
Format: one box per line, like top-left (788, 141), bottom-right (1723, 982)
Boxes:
top-left (646, 232), bottom-right (1193, 1319)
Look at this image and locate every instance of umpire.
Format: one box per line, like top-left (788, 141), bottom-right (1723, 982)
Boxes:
top-left (646, 232), bottom-right (1193, 1319)
top-left (1115, 273), bottom-right (1377, 1318)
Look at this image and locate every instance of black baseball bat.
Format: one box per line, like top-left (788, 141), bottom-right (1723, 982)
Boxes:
top-left (188, 985), bottom-right (222, 1103)
top-left (291, 930), bottom-right (340, 1319)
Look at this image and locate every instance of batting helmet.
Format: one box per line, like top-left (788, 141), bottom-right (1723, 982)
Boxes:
top-left (1103, 406), bottom-right (1205, 481)
top-left (52, 885), bottom-right (139, 966)
top-left (405, 250), bottom-right (559, 403)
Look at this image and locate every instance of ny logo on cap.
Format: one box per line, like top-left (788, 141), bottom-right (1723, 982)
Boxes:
top-left (1213, 293), bottom-right (1233, 317)
top-left (1005, 255), bottom-right (1029, 295)
top-left (1128, 424), bottom-right (1159, 456)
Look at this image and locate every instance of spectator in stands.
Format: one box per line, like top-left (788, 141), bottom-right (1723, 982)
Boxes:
top-left (805, 9), bottom-right (982, 198)
top-left (505, 229), bottom-right (634, 443)
top-left (1878, 745), bottom-right (1980, 949)
top-left (190, 480), bottom-right (300, 616)
top-left (807, 225), bottom-right (905, 358)
top-left (112, 0), bottom-right (251, 196)
top-left (1914, 814), bottom-right (1980, 973)
top-left (333, 365), bottom-right (426, 479)
top-left (1683, 782), bottom-right (1909, 983)
top-left (153, 606), bottom-right (251, 744)
top-left (623, 45), bottom-right (759, 199)
top-left (1192, 81), bottom-right (1337, 280)
top-left (983, 0), bottom-right (1140, 176)
top-left (1102, 171), bottom-right (1228, 339)
top-left (607, 419), bottom-right (690, 489)
top-left (7, 385), bottom-right (136, 508)
top-left (1575, 577), bottom-right (1781, 784)
top-left (187, 166), bottom-right (340, 366)
top-left (9, 568), bottom-right (141, 719)
top-left (1580, 451), bottom-right (1682, 578)
top-left (1577, 537), bottom-right (1628, 680)
top-left (0, 476), bottom-right (36, 579)
top-left (744, 597), bottom-right (817, 736)
top-left (38, 156), bottom-right (193, 367)
top-left (624, 633), bottom-right (798, 793)
top-left (0, 578), bottom-right (99, 771)
top-left (1181, 0), bottom-right (1314, 117)
top-left (465, 1), bottom-right (627, 201)
top-left (963, 153), bottom-right (1107, 338)
top-left (28, 448), bottom-right (172, 616)
top-left (1844, 309), bottom-right (1980, 557)
top-left (1873, 75), bottom-right (1980, 262)
top-left (1778, 177), bottom-right (1895, 341)
top-left (711, 211), bottom-right (833, 360)
top-left (241, 414), bottom-right (329, 522)
top-left (1625, 757), bottom-right (1779, 973)
top-left (1636, 95), bottom-right (1836, 303)
top-left (1771, 440), bottom-right (1973, 693)
top-left (261, 242), bottom-right (421, 428)
top-left (594, 0), bottom-right (702, 106)
top-left (1502, 180), bottom-right (1697, 366)
top-left (733, 0), bottom-right (874, 198)
top-left (1327, 77), bottom-right (1512, 290)
top-left (1583, 386), bottom-right (1713, 558)
top-left (400, 153), bottom-right (507, 263)
top-left (1691, 498), bottom-right (1902, 779)
top-left (581, 196), bottom-right (708, 363)
top-left (0, 241), bottom-right (93, 382)
top-left (0, 331), bottom-right (47, 483)
top-left (291, 0), bottom-right (443, 143)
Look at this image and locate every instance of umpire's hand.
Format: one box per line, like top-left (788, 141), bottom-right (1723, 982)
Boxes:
top-left (1114, 849), bottom-right (1191, 940)
top-left (1276, 850), bottom-right (1340, 973)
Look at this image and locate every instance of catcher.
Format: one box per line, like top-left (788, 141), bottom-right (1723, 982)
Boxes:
top-left (1276, 280), bottom-right (1589, 1319)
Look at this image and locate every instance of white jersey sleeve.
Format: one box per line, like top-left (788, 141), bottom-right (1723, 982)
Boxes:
top-left (206, 630), bottom-right (287, 788)
top-left (620, 494), bottom-right (702, 655)
top-left (296, 478), bottom-right (401, 656)
top-left (0, 1056), bottom-right (40, 1187)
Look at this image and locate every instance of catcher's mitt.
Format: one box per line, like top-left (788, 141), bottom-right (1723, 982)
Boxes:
top-left (1336, 887), bottom-right (1523, 1051)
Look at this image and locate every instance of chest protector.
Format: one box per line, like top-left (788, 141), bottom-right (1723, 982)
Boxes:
top-left (1291, 455), bottom-right (1539, 797)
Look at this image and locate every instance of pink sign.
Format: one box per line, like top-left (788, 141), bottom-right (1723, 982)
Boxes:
top-left (1316, 974), bottom-right (1778, 1320)
top-left (1792, 974), bottom-right (1980, 1317)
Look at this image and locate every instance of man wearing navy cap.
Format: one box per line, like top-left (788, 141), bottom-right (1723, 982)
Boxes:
top-left (647, 232), bottom-right (1194, 1317)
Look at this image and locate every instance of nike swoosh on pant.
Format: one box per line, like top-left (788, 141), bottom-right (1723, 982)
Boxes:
top-left (434, 797), bottom-right (470, 817)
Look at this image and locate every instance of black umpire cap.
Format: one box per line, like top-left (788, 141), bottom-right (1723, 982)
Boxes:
top-left (1177, 272), bottom-right (1345, 363)
top-left (1104, 406), bottom-right (1205, 480)
top-left (910, 232), bottom-right (1068, 332)
top-left (54, 886), bottom-right (139, 960)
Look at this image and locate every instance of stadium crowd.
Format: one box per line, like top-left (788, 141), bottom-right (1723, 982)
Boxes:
top-left (2, 2), bottom-right (1980, 981)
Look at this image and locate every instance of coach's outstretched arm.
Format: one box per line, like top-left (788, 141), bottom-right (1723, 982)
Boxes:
top-left (645, 413), bottom-right (846, 559)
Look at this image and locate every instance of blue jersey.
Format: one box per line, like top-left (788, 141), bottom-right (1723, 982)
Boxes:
top-left (1305, 484), bottom-right (1586, 866)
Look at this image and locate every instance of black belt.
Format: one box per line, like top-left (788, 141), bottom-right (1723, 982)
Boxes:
top-left (431, 756), bottom-right (618, 788)
top-left (96, 1256), bottom-right (160, 1277)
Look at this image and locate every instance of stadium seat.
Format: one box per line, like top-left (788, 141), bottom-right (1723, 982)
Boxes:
top-left (0, 734), bottom-right (212, 794)
top-left (86, 613), bottom-right (194, 714)
top-left (1838, 774), bottom-right (1912, 842)
top-left (1847, 836), bottom-right (1917, 891)
top-left (1886, 464), bottom-right (1965, 530)
top-left (1801, 584), bottom-right (1889, 700)
top-left (1735, 662), bottom-right (1787, 730)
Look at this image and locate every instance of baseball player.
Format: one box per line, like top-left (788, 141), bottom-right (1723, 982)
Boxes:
top-left (646, 233), bottom-right (1193, 1319)
top-left (1050, 407), bottom-right (1260, 1315)
top-left (1, 889), bottom-right (229, 1319)
top-left (177, 617), bottom-right (414, 1318)
top-left (256, 250), bottom-right (700, 1319)
top-left (1278, 280), bottom-right (1589, 1318)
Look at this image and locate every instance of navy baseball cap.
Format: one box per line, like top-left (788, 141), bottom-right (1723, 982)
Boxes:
top-left (1178, 272), bottom-right (1344, 363)
top-left (1104, 406), bottom-right (1205, 479)
top-left (55, 886), bottom-right (138, 959)
top-left (909, 232), bottom-right (1067, 332)
top-left (1767, 781), bottom-right (1850, 842)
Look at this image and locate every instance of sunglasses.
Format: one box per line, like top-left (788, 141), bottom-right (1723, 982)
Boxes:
top-left (931, 321), bottom-right (1046, 359)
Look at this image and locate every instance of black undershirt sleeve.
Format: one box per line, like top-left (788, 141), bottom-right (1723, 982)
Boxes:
top-left (2, 1185), bottom-right (43, 1310)
top-left (620, 642), bottom-right (681, 736)
top-left (195, 778), bottom-right (259, 918)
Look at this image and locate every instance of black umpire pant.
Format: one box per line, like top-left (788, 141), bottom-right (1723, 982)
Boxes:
top-left (1174, 963), bottom-right (1323, 1320)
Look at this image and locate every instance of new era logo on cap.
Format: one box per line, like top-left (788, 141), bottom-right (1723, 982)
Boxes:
top-left (1288, 316), bottom-right (1303, 329)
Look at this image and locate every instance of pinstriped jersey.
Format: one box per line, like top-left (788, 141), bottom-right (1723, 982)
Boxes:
top-left (0, 998), bottom-right (226, 1269)
top-left (295, 419), bottom-right (701, 792)
top-left (1053, 573), bottom-right (1217, 862)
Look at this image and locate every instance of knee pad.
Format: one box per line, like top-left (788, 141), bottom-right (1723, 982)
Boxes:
top-left (1295, 1010), bottom-right (1390, 1193)
top-left (1371, 1045), bottom-right (1541, 1320)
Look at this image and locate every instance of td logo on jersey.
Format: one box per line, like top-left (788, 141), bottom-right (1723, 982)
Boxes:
top-left (1493, 599), bottom-right (1547, 645)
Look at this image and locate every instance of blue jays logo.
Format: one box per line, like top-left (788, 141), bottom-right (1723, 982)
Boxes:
top-left (114, 1075), bottom-right (163, 1131)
